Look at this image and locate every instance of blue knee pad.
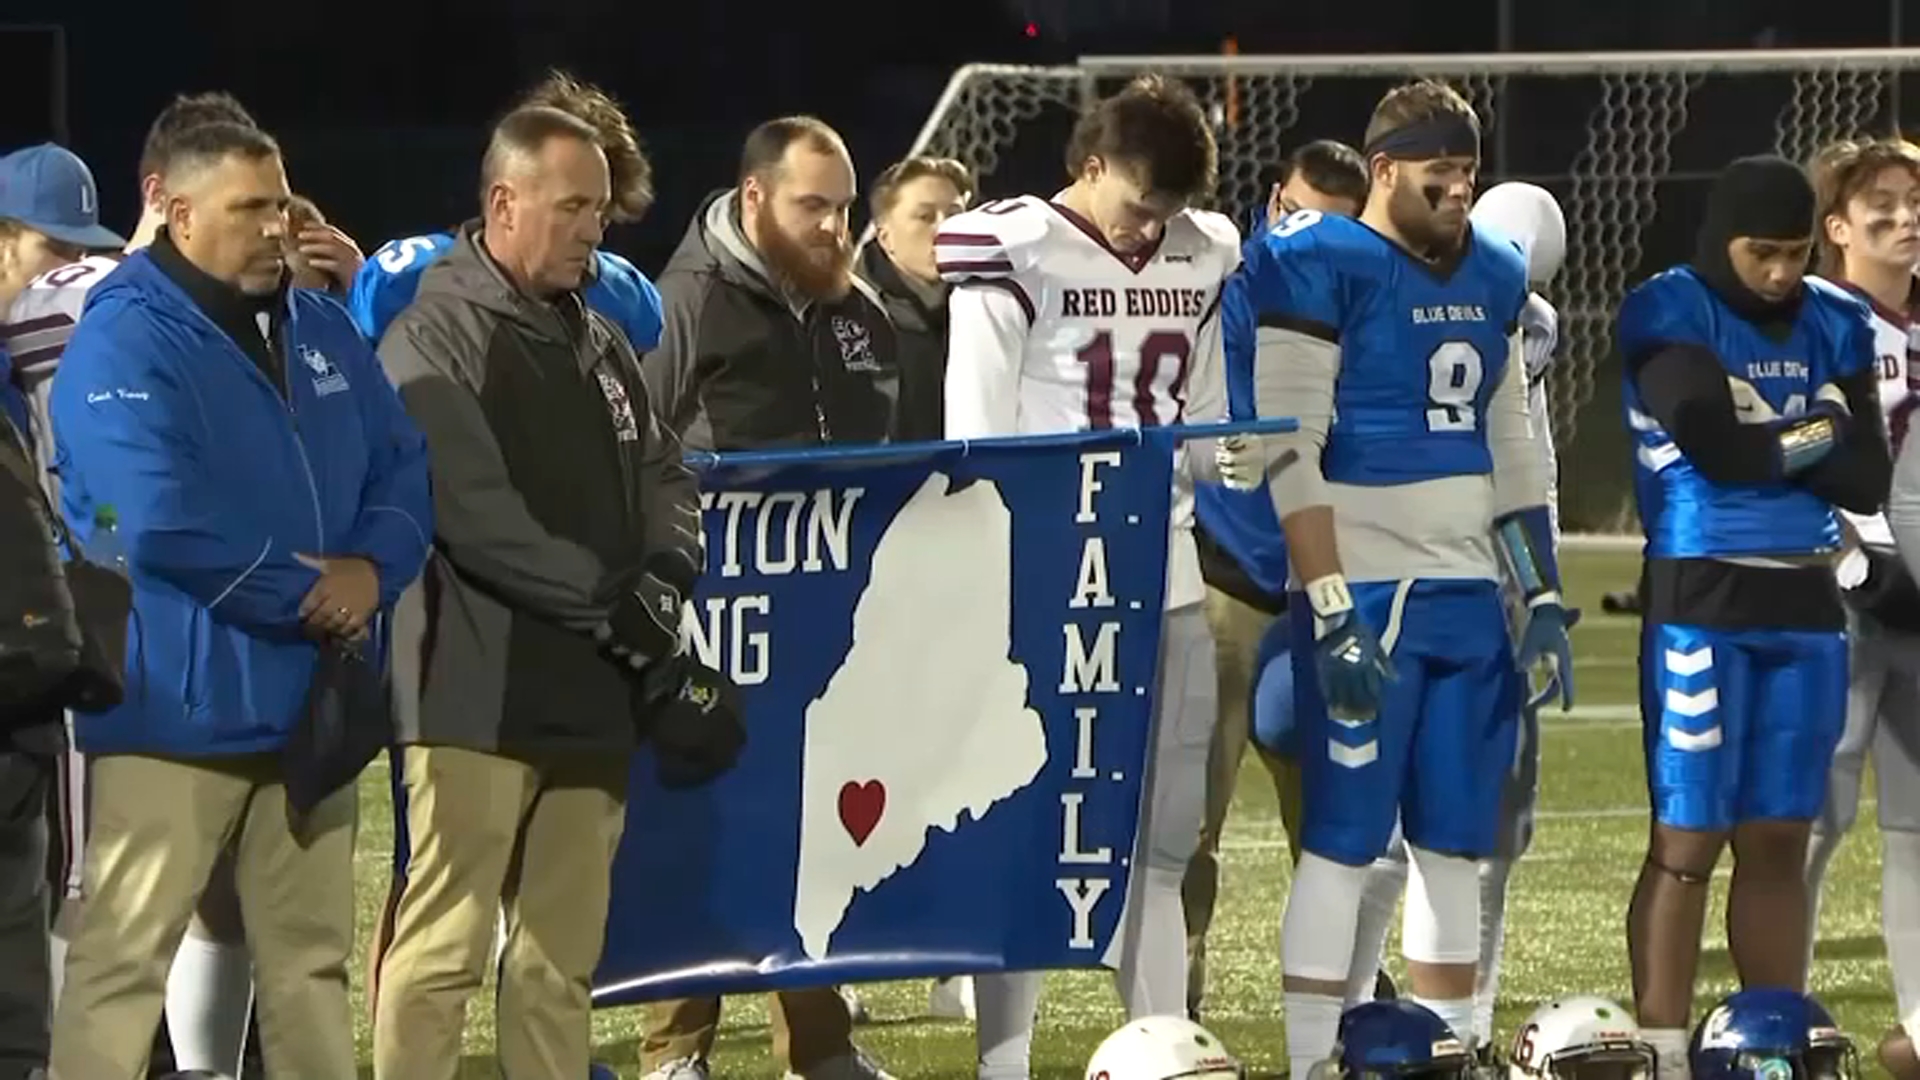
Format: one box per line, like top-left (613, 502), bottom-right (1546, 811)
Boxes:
top-left (1251, 614), bottom-right (1299, 758)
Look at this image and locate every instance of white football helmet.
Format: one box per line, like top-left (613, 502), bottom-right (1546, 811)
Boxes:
top-left (1471, 181), bottom-right (1568, 288)
top-left (1085, 1015), bottom-right (1245, 1080)
top-left (1509, 996), bottom-right (1657, 1080)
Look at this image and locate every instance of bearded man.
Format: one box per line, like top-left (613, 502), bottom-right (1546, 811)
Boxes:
top-left (642, 115), bottom-right (901, 454)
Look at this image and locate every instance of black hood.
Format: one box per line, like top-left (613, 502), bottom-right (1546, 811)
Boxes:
top-left (1690, 155), bottom-right (1815, 325)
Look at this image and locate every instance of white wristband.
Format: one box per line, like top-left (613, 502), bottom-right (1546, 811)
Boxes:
top-left (1305, 573), bottom-right (1354, 620)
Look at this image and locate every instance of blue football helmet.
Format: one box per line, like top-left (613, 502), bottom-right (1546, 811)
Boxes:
top-left (1690, 989), bottom-right (1858, 1080)
top-left (1318, 1000), bottom-right (1475, 1080)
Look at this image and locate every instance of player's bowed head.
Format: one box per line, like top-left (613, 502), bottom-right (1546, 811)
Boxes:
top-left (1057, 74), bottom-right (1219, 254)
top-left (1695, 155), bottom-right (1818, 315)
top-left (1358, 79), bottom-right (1482, 260)
top-left (736, 115), bottom-right (859, 302)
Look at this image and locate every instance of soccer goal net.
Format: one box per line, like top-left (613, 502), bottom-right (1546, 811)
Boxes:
top-left (900, 49), bottom-right (1920, 535)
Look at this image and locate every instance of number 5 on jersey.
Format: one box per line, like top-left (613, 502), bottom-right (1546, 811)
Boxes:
top-left (1426, 341), bottom-right (1484, 432)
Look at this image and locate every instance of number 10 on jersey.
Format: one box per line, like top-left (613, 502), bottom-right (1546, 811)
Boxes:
top-left (1425, 341), bottom-right (1484, 432)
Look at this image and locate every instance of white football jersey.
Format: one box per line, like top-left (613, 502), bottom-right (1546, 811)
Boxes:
top-left (936, 193), bottom-right (1242, 610)
top-left (2, 254), bottom-right (122, 484)
top-left (1821, 277), bottom-right (1918, 548)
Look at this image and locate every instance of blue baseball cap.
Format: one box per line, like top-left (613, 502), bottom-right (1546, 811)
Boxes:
top-left (0, 144), bottom-right (125, 250)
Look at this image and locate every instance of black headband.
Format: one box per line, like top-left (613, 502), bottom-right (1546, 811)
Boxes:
top-left (1363, 113), bottom-right (1481, 161)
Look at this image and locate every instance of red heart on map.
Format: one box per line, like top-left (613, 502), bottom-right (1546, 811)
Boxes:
top-left (838, 780), bottom-right (886, 846)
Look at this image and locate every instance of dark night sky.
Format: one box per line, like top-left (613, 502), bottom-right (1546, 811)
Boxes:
top-left (5, 0), bottom-right (1913, 272)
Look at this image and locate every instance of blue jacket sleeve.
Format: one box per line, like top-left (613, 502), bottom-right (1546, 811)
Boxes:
top-left (334, 321), bottom-right (434, 608)
top-left (51, 313), bottom-right (320, 630)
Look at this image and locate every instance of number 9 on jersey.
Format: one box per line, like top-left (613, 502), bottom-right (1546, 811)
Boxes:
top-left (1425, 341), bottom-right (1485, 432)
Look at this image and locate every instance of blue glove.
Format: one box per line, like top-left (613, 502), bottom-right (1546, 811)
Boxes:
top-left (1522, 606), bottom-right (1581, 711)
top-left (1304, 575), bottom-right (1394, 722)
top-left (1314, 610), bottom-right (1394, 722)
top-left (1517, 601), bottom-right (1577, 712)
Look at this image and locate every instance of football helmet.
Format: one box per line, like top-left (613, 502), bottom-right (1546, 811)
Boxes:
top-left (1690, 988), bottom-right (1858, 1080)
top-left (1314, 1000), bottom-right (1475, 1079)
top-left (1084, 1015), bottom-right (1244, 1080)
top-left (1508, 996), bottom-right (1655, 1079)
top-left (1470, 181), bottom-right (1567, 288)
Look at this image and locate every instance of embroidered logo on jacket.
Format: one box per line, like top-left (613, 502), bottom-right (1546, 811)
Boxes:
top-left (299, 345), bottom-right (349, 397)
top-left (831, 315), bottom-right (880, 373)
top-left (596, 369), bottom-right (640, 443)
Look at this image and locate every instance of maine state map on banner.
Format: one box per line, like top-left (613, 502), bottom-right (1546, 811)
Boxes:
top-left (592, 429), bottom-right (1178, 1005)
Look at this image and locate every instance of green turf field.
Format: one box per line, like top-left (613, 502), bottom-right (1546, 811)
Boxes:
top-left (344, 546), bottom-right (1900, 1078)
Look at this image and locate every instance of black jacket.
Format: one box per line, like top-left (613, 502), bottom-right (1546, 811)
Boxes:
top-left (643, 189), bottom-right (900, 451)
top-left (856, 241), bottom-right (950, 443)
top-left (378, 222), bottom-right (701, 754)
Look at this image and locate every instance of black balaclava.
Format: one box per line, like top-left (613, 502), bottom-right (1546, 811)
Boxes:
top-left (1691, 154), bottom-right (1815, 323)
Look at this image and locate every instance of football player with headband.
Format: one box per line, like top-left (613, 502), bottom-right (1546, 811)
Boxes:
top-left (1803, 136), bottom-right (1920, 1080)
top-left (1220, 80), bottom-right (1567, 1077)
top-left (1617, 155), bottom-right (1891, 1080)
top-left (1344, 181), bottom-right (1572, 1062)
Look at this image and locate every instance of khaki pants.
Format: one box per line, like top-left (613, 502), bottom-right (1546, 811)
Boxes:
top-left (48, 753), bottom-right (356, 1080)
top-left (1182, 586), bottom-right (1303, 1012)
top-left (373, 744), bottom-right (629, 1080)
top-left (642, 989), bottom-right (853, 1072)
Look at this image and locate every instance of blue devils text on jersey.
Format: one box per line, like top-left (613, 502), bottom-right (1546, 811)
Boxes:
top-left (348, 231), bottom-right (665, 351)
top-left (1621, 268), bottom-right (1877, 560)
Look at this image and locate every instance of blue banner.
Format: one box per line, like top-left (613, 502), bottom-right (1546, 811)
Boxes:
top-left (592, 428), bottom-right (1186, 1005)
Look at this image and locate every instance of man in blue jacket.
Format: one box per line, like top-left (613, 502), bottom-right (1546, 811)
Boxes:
top-left (43, 119), bottom-right (432, 1079)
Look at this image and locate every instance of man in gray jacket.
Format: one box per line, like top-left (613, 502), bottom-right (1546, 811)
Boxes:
top-left (372, 104), bottom-right (736, 1080)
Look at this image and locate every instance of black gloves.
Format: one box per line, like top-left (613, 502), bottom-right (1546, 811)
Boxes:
top-left (636, 654), bottom-right (746, 789)
top-left (597, 568), bottom-right (685, 670)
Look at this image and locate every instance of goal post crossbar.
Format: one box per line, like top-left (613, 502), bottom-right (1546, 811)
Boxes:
top-left (1075, 46), bottom-right (1920, 78)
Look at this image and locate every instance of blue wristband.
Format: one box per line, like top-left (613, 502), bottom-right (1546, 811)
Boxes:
top-left (1494, 504), bottom-right (1561, 603)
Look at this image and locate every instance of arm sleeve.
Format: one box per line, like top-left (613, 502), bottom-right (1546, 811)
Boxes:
top-left (1631, 344), bottom-right (1787, 487)
top-left (1254, 325), bottom-right (1340, 520)
top-left (943, 282), bottom-right (1030, 438)
top-left (1244, 226), bottom-right (1344, 519)
top-left (1490, 331), bottom-right (1551, 517)
top-left (49, 318), bottom-right (320, 631)
top-left (335, 325), bottom-right (434, 609)
top-left (378, 316), bottom-right (612, 632)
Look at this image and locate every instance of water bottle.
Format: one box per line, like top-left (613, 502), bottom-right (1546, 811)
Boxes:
top-left (90, 504), bottom-right (129, 575)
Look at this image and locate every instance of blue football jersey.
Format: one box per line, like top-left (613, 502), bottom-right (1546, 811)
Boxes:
top-left (1620, 268), bottom-right (1875, 559)
top-left (348, 232), bottom-right (665, 352)
top-left (1242, 212), bottom-right (1530, 486)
